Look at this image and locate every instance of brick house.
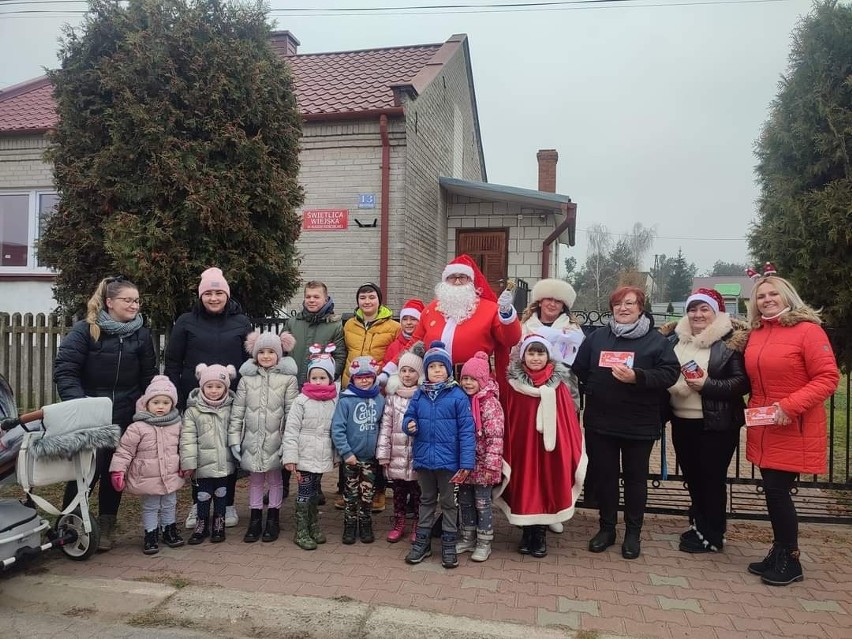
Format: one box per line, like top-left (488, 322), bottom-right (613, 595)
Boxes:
top-left (0, 31), bottom-right (575, 315)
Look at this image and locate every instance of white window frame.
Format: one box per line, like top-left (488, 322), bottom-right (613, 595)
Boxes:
top-left (0, 190), bottom-right (57, 274)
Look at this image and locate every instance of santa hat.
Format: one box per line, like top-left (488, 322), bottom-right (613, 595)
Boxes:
top-left (195, 363), bottom-right (236, 389)
top-left (685, 288), bottom-right (725, 314)
top-left (398, 342), bottom-right (425, 378)
top-left (460, 351), bottom-right (491, 388)
top-left (531, 278), bottom-right (577, 310)
top-left (399, 298), bottom-right (425, 321)
top-left (136, 375), bottom-right (178, 412)
top-left (244, 330), bottom-right (296, 360)
top-left (441, 255), bottom-right (497, 302)
top-left (349, 356), bottom-right (380, 380)
top-left (198, 267), bottom-right (230, 298)
top-left (519, 334), bottom-right (553, 360)
top-left (423, 340), bottom-right (453, 377)
top-left (307, 343), bottom-right (337, 381)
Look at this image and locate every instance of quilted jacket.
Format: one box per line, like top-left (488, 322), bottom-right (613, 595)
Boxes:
top-left (280, 393), bottom-right (338, 474)
top-left (341, 307), bottom-right (400, 386)
top-left (110, 416), bottom-right (184, 496)
top-left (376, 391), bottom-right (418, 481)
top-left (462, 378), bottom-right (504, 486)
top-left (180, 389), bottom-right (235, 479)
top-left (403, 383), bottom-right (476, 472)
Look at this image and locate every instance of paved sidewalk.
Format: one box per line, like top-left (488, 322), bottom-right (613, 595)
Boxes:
top-left (37, 481), bottom-right (852, 639)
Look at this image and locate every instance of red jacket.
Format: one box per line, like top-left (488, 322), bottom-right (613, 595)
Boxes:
top-left (745, 309), bottom-right (839, 474)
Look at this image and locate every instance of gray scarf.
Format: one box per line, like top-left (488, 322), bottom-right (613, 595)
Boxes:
top-left (133, 408), bottom-right (181, 427)
top-left (98, 310), bottom-right (143, 337)
top-left (609, 314), bottom-right (651, 339)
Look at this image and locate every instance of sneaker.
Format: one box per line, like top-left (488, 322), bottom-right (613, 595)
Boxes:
top-left (471, 539), bottom-right (492, 562)
top-left (548, 522), bottom-right (564, 534)
top-left (184, 504), bottom-right (198, 530)
top-left (225, 505), bottom-right (239, 528)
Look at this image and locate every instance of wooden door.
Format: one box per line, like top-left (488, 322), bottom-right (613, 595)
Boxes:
top-left (456, 229), bottom-right (508, 298)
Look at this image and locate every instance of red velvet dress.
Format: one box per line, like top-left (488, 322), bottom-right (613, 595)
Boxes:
top-left (493, 362), bottom-right (586, 525)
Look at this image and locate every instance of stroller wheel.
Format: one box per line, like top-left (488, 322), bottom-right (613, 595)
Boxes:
top-left (56, 512), bottom-right (100, 561)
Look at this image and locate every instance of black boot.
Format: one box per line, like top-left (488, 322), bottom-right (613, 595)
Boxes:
top-left (622, 529), bottom-right (641, 559)
top-left (748, 543), bottom-right (781, 576)
top-left (441, 532), bottom-right (458, 569)
top-left (188, 517), bottom-right (209, 545)
top-left (262, 508), bottom-right (280, 542)
top-left (210, 514), bottom-right (226, 543)
top-left (518, 526), bottom-right (533, 555)
top-left (531, 526), bottom-right (548, 558)
top-left (282, 468), bottom-right (291, 500)
top-left (316, 488), bottom-right (327, 507)
top-left (405, 527), bottom-right (433, 564)
top-left (761, 547), bottom-right (804, 586)
top-left (358, 510), bottom-right (375, 544)
top-left (244, 509), bottom-right (263, 543)
top-left (588, 527), bottom-right (616, 553)
top-left (143, 529), bottom-right (159, 555)
top-left (161, 523), bottom-right (185, 548)
top-left (342, 517), bottom-right (358, 545)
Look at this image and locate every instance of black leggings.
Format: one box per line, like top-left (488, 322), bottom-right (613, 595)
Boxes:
top-left (192, 472), bottom-right (237, 507)
top-left (761, 468), bottom-right (798, 549)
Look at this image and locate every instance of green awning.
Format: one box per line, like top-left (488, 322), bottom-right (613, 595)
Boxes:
top-left (715, 284), bottom-right (742, 296)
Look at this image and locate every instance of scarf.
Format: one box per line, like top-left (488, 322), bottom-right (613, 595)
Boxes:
top-left (347, 383), bottom-right (381, 399)
top-left (97, 310), bottom-right (143, 337)
top-left (200, 393), bottom-right (228, 409)
top-left (608, 314), bottom-right (651, 339)
top-left (423, 379), bottom-right (455, 401)
top-left (302, 383), bottom-right (337, 401)
top-left (133, 408), bottom-right (181, 427)
top-left (302, 297), bottom-right (336, 324)
top-left (509, 365), bottom-right (558, 452)
top-left (395, 384), bottom-right (417, 399)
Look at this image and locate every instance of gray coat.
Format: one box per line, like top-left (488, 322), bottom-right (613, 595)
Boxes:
top-left (280, 393), bottom-right (338, 474)
top-left (228, 357), bottom-right (299, 473)
top-left (180, 389), bottom-right (235, 479)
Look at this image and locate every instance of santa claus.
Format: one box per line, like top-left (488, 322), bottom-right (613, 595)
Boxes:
top-left (384, 255), bottom-right (521, 400)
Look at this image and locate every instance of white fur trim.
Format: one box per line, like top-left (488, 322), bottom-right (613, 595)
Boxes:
top-left (442, 263), bottom-right (474, 281)
top-left (399, 308), bottom-right (421, 320)
top-left (685, 293), bottom-right (719, 314)
top-left (440, 318), bottom-right (458, 361)
top-left (531, 278), bottom-right (577, 309)
top-left (520, 334), bottom-right (552, 359)
top-left (498, 306), bottom-right (517, 324)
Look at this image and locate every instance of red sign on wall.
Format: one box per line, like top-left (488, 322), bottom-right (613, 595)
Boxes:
top-left (302, 209), bottom-right (349, 230)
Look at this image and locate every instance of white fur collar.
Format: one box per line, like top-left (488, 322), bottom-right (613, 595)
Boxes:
top-left (674, 313), bottom-right (733, 349)
top-left (239, 356), bottom-right (298, 377)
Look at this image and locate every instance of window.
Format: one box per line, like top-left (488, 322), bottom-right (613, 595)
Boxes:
top-left (0, 191), bottom-right (57, 273)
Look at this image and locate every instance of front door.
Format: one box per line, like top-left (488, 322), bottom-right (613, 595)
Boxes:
top-left (456, 229), bottom-right (508, 298)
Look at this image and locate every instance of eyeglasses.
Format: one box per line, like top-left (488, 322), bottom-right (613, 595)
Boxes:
top-left (614, 300), bottom-right (638, 308)
top-left (112, 297), bottom-right (141, 306)
top-left (446, 274), bottom-right (471, 283)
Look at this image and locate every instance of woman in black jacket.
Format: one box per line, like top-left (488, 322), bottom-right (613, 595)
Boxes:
top-left (54, 276), bottom-right (157, 551)
top-left (661, 288), bottom-right (749, 554)
top-left (573, 286), bottom-right (679, 560)
top-left (164, 267), bottom-right (251, 529)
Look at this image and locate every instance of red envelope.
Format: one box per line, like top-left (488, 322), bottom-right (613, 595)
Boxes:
top-left (599, 351), bottom-right (635, 368)
top-left (745, 406), bottom-right (777, 427)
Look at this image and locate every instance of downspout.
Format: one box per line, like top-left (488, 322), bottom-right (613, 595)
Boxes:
top-left (541, 202), bottom-right (577, 279)
top-left (379, 114), bottom-right (390, 294)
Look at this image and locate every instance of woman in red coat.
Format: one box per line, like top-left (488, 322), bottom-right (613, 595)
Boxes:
top-left (744, 274), bottom-right (839, 586)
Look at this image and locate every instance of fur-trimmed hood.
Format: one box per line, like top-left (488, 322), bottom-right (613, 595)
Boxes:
top-left (660, 313), bottom-right (749, 353)
top-left (507, 359), bottom-right (573, 388)
top-left (753, 306), bottom-right (822, 329)
top-left (238, 356), bottom-right (298, 377)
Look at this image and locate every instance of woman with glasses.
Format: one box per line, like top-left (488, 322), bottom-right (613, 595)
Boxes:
top-left (573, 286), bottom-right (679, 559)
top-left (54, 276), bottom-right (158, 551)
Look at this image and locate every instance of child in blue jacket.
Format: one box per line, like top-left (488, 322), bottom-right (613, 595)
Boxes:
top-left (331, 356), bottom-right (385, 545)
top-left (403, 341), bottom-right (476, 569)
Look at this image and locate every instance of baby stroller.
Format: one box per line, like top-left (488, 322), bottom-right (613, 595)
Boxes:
top-left (1, 374), bottom-right (118, 569)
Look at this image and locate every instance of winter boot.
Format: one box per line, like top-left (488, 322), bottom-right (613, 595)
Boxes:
top-left (294, 502), bottom-right (317, 550)
top-left (342, 517), bottom-right (358, 545)
top-left (316, 488), bottom-right (327, 506)
top-left (387, 515), bottom-right (407, 543)
top-left (244, 509), bottom-right (263, 543)
top-left (262, 508), bottom-right (280, 542)
top-left (531, 526), bottom-right (548, 558)
top-left (748, 543), bottom-right (781, 576)
top-left (761, 547), bottom-right (804, 586)
top-left (456, 527), bottom-right (477, 554)
top-left (188, 517), bottom-right (209, 545)
top-left (308, 498), bottom-right (326, 544)
top-left (588, 526), bottom-right (617, 553)
top-left (622, 529), bottom-right (641, 560)
top-left (358, 510), bottom-right (375, 544)
top-left (161, 523), bottom-right (185, 548)
top-left (405, 527), bottom-right (433, 564)
top-left (409, 518), bottom-right (419, 543)
top-left (441, 532), bottom-right (458, 569)
top-left (371, 490), bottom-right (387, 513)
top-left (518, 526), bottom-right (533, 555)
top-left (471, 532), bottom-right (493, 562)
top-left (210, 514), bottom-right (226, 543)
top-left (143, 529), bottom-right (159, 555)
top-left (97, 514), bottom-right (117, 552)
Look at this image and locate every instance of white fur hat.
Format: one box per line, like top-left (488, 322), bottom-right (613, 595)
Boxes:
top-left (531, 278), bottom-right (577, 310)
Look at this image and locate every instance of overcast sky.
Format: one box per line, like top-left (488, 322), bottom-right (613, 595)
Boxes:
top-left (0, 0), bottom-right (814, 274)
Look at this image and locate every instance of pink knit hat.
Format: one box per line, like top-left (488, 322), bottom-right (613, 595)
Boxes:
top-left (198, 267), bottom-right (230, 298)
top-left (136, 375), bottom-right (178, 412)
top-left (460, 351), bottom-right (491, 388)
top-left (195, 363), bottom-right (236, 390)
top-left (244, 330), bottom-right (296, 360)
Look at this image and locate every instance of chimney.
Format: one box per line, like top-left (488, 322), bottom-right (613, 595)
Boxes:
top-left (269, 31), bottom-right (300, 57)
top-left (537, 149), bottom-right (558, 193)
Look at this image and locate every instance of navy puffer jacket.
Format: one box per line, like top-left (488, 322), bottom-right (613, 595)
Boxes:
top-left (403, 384), bottom-right (476, 472)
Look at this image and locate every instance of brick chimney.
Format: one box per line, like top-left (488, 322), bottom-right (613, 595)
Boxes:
top-left (269, 31), bottom-right (300, 57)
top-left (537, 149), bottom-right (558, 193)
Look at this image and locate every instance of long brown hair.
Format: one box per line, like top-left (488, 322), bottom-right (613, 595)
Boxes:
top-left (86, 277), bottom-right (138, 340)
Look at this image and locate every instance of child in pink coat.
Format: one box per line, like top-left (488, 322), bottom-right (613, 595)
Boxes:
top-left (110, 376), bottom-right (185, 555)
top-left (456, 352), bottom-right (504, 562)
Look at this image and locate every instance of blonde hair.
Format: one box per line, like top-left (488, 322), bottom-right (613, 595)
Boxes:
top-left (520, 300), bottom-right (579, 327)
top-left (747, 275), bottom-right (820, 328)
top-left (86, 277), bottom-right (138, 340)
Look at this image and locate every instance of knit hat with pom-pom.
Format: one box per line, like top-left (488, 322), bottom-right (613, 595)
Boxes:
top-left (398, 341), bottom-right (425, 378)
top-left (423, 341), bottom-right (453, 377)
top-left (196, 363), bottom-right (236, 390)
top-left (244, 330), bottom-right (296, 360)
top-left (460, 351), bottom-right (491, 389)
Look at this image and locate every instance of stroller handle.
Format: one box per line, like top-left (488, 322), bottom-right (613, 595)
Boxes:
top-left (0, 409), bottom-right (44, 431)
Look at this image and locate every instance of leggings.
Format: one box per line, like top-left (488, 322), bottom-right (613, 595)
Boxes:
top-left (249, 470), bottom-right (283, 509)
top-left (296, 471), bottom-right (322, 504)
top-left (196, 477), bottom-right (228, 522)
top-left (141, 492), bottom-right (178, 531)
top-left (192, 472), bottom-right (237, 507)
top-left (761, 468), bottom-right (798, 549)
top-left (458, 483), bottom-right (494, 536)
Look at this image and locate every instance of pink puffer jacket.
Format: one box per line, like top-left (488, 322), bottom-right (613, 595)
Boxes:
top-left (376, 391), bottom-right (418, 482)
top-left (464, 378), bottom-right (504, 486)
top-left (110, 419), bottom-right (184, 496)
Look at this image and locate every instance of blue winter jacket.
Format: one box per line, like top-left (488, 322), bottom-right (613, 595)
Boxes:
top-left (403, 384), bottom-right (476, 472)
top-left (331, 390), bottom-right (385, 462)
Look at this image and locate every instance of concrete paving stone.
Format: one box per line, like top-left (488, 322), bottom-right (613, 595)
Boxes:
top-left (460, 576), bottom-right (499, 592)
top-left (658, 596), bottom-right (702, 613)
top-left (409, 561), bottom-right (445, 574)
top-left (649, 573), bottom-right (689, 587)
top-left (642, 606), bottom-right (689, 625)
top-left (452, 599), bottom-right (497, 620)
top-left (476, 589), bottom-right (518, 607)
top-left (535, 608), bottom-right (580, 629)
top-left (490, 604), bottom-right (537, 626)
top-left (600, 601), bottom-right (645, 623)
top-left (534, 582), bottom-right (576, 599)
top-left (636, 583), bottom-right (678, 598)
top-left (437, 585), bottom-right (477, 603)
top-left (786, 609), bottom-right (848, 625)
top-left (697, 600), bottom-right (746, 616)
top-left (517, 592), bottom-right (558, 612)
top-left (683, 610), bottom-right (735, 630)
top-left (820, 623), bottom-right (852, 639)
top-left (575, 586), bottom-right (619, 605)
top-left (580, 613), bottom-right (626, 635)
top-left (730, 615), bottom-right (782, 634)
top-left (593, 576), bottom-right (637, 594)
top-left (773, 619), bottom-right (831, 638)
top-left (660, 623), bottom-right (720, 639)
top-left (615, 591), bottom-right (659, 608)
top-left (649, 532), bottom-right (682, 541)
top-left (502, 578), bottom-right (537, 595)
top-left (556, 595), bottom-right (599, 616)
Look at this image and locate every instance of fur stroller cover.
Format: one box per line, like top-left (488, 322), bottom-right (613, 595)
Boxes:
top-left (27, 398), bottom-right (119, 460)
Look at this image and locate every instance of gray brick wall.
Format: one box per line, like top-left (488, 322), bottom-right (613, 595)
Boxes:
top-left (0, 135), bottom-right (53, 188)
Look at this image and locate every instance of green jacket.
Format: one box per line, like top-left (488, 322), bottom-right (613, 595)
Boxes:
top-left (283, 308), bottom-right (346, 385)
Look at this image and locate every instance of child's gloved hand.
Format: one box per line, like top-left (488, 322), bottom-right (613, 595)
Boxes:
top-left (179, 469), bottom-right (194, 479)
top-left (377, 372), bottom-right (389, 387)
top-left (110, 471), bottom-right (125, 492)
top-left (230, 444), bottom-right (241, 462)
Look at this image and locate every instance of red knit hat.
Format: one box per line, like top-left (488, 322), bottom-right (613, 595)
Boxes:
top-left (442, 254), bottom-right (497, 302)
top-left (685, 288), bottom-right (725, 314)
top-left (399, 298), bottom-right (425, 321)
top-left (460, 351), bottom-right (491, 388)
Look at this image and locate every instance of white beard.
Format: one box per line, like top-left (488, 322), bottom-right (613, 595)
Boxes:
top-left (435, 282), bottom-right (478, 323)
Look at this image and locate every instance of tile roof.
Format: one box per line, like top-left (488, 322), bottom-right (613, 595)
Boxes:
top-left (0, 41), bottom-right (446, 134)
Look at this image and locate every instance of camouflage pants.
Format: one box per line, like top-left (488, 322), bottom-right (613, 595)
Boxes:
top-left (343, 459), bottom-right (378, 521)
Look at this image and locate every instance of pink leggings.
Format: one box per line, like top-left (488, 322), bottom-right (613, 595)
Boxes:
top-left (249, 470), bottom-right (283, 509)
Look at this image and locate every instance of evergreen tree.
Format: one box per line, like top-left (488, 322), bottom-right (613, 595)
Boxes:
top-left (709, 260), bottom-right (749, 277)
top-left (749, 0), bottom-right (852, 366)
top-left (40, 0), bottom-right (304, 325)
top-left (667, 249), bottom-right (697, 302)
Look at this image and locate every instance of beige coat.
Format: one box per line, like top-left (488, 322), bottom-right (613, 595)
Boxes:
top-left (180, 390), bottom-right (235, 479)
top-left (280, 393), bottom-right (338, 474)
